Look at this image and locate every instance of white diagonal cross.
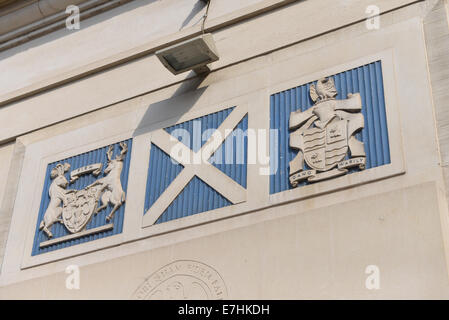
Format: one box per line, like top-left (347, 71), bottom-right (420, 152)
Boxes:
top-left (142, 106), bottom-right (248, 227)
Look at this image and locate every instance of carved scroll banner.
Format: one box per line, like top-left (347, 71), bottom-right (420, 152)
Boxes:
top-left (289, 157), bottom-right (366, 186)
top-left (70, 163), bottom-right (102, 183)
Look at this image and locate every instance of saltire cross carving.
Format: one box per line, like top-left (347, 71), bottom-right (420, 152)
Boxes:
top-left (142, 106), bottom-right (248, 227)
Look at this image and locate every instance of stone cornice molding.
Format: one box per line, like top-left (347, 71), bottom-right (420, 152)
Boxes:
top-left (0, 0), bottom-right (133, 51)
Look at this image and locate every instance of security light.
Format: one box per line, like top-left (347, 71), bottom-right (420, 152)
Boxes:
top-left (156, 33), bottom-right (219, 75)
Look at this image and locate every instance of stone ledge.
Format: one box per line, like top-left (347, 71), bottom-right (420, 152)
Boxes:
top-left (0, 0), bottom-right (134, 50)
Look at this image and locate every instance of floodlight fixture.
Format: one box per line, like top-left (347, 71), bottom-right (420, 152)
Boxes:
top-left (156, 33), bottom-right (219, 75)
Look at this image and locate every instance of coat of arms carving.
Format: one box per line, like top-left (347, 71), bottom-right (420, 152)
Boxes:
top-left (289, 77), bottom-right (366, 187)
top-left (39, 142), bottom-right (128, 244)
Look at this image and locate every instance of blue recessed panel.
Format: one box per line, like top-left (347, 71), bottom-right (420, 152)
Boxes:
top-left (32, 139), bottom-right (133, 255)
top-left (145, 108), bottom-right (247, 224)
top-left (270, 61), bottom-right (390, 194)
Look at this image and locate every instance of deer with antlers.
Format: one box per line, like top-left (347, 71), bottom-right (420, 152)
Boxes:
top-left (88, 142), bottom-right (128, 222)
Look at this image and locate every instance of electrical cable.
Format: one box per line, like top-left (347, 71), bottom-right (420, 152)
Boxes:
top-left (201, 0), bottom-right (211, 34)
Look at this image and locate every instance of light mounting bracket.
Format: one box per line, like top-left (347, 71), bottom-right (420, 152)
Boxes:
top-left (155, 33), bottom-right (219, 75)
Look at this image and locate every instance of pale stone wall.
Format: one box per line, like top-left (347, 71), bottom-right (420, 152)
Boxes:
top-left (0, 141), bottom-right (15, 268)
top-left (424, 0), bottom-right (449, 201)
top-left (0, 142), bottom-right (14, 210)
top-left (0, 182), bottom-right (448, 299)
top-left (0, 0), bottom-right (449, 299)
top-left (0, 0), bottom-right (421, 143)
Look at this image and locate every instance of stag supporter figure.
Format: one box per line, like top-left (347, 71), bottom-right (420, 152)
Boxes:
top-left (88, 142), bottom-right (128, 222)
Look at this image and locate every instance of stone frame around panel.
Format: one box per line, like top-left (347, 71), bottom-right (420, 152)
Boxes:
top-left (267, 50), bottom-right (405, 204)
top-left (20, 132), bottom-right (134, 269)
top-left (131, 102), bottom-right (251, 234)
top-left (10, 50), bottom-right (404, 271)
top-left (0, 15), bottom-right (427, 289)
top-left (30, 139), bottom-right (133, 256)
top-left (143, 105), bottom-right (248, 226)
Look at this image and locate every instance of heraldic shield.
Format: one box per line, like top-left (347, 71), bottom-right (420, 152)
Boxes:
top-left (62, 185), bottom-right (103, 233)
top-left (303, 119), bottom-right (348, 171)
top-left (289, 77), bottom-right (366, 186)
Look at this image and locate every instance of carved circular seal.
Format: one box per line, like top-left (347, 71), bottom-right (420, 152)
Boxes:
top-left (132, 260), bottom-right (227, 300)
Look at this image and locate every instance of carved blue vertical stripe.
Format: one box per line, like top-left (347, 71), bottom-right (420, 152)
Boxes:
top-left (32, 139), bottom-right (133, 255)
top-left (155, 176), bottom-right (232, 224)
top-left (144, 143), bottom-right (184, 213)
top-left (209, 115), bottom-right (248, 188)
top-left (270, 61), bottom-right (390, 194)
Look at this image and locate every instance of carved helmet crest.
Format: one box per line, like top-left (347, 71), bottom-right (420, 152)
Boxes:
top-left (310, 77), bottom-right (338, 103)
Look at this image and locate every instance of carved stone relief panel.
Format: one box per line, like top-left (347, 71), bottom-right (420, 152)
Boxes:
top-left (32, 139), bottom-right (132, 255)
top-left (270, 61), bottom-right (390, 194)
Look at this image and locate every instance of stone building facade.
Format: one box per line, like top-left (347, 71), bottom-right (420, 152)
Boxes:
top-left (0, 0), bottom-right (449, 299)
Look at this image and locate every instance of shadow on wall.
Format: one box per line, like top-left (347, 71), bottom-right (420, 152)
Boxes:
top-left (181, 0), bottom-right (206, 30)
top-left (133, 71), bottom-right (209, 138)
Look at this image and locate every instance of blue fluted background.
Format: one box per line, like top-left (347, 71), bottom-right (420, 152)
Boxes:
top-left (270, 61), bottom-right (390, 194)
top-left (32, 139), bottom-right (132, 255)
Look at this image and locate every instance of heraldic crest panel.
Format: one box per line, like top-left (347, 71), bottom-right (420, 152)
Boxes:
top-left (144, 106), bottom-right (248, 224)
top-left (32, 139), bottom-right (133, 255)
top-left (270, 61), bottom-right (391, 194)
